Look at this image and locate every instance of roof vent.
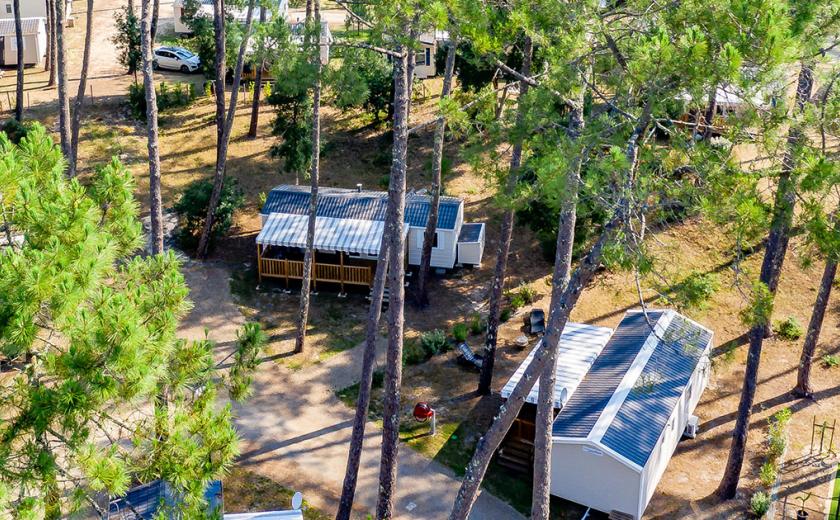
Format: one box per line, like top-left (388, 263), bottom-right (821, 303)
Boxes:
top-left (356, 183), bottom-right (363, 192)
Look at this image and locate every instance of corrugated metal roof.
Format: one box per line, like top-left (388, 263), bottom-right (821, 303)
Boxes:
top-left (257, 213), bottom-right (407, 256)
top-left (600, 314), bottom-right (712, 466)
top-left (109, 480), bottom-right (222, 519)
top-left (552, 311), bottom-right (664, 439)
top-left (500, 322), bottom-right (613, 408)
top-left (458, 222), bottom-right (484, 243)
top-left (261, 185), bottom-right (462, 230)
top-left (0, 17), bottom-right (44, 36)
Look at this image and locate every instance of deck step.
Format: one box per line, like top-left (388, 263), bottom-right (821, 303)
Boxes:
top-left (609, 510), bottom-right (634, 520)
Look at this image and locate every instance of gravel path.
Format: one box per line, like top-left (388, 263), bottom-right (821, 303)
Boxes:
top-left (178, 264), bottom-right (525, 519)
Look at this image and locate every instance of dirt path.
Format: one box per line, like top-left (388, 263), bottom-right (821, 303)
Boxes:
top-left (178, 262), bottom-right (524, 519)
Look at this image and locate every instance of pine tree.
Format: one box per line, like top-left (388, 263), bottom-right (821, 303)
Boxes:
top-left (0, 126), bottom-right (254, 517)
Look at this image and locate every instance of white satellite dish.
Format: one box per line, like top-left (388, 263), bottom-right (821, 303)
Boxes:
top-left (291, 491), bottom-right (303, 510)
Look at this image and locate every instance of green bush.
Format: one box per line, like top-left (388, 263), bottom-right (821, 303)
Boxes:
top-left (772, 407), bottom-right (792, 428)
top-left (759, 461), bottom-right (778, 487)
top-left (750, 491), bottom-right (770, 517)
top-left (469, 313), bottom-right (484, 336)
top-left (774, 316), bottom-right (804, 341)
top-left (420, 329), bottom-right (448, 357)
top-left (452, 323), bottom-right (468, 343)
top-left (822, 354), bottom-right (840, 368)
top-left (174, 177), bottom-right (245, 251)
top-left (1, 119), bottom-right (32, 144)
top-left (506, 282), bottom-right (537, 311)
top-left (509, 293), bottom-right (526, 311)
top-left (403, 338), bottom-right (428, 365)
top-left (128, 81), bottom-right (197, 121)
top-left (672, 271), bottom-right (719, 310)
top-left (500, 308), bottom-right (512, 323)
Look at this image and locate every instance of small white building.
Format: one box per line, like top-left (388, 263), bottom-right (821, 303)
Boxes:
top-left (543, 309), bottom-right (713, 519)
top-left (173, 0), bottom-right (288, 34)
top-left (289, 20), bottom-right (333, 65)
top-left (0, 0), bottom-right (71, 22)
top-left (413, 30), bottom-right (449, 79)
top-left (0, 17), bottom-right (46, 66)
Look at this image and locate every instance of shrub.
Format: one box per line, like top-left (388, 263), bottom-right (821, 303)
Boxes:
top-left (1, 119), bottom-right (31, 144)
top-left (509, 293), bottom-right (526, 311)
top-left (500, 308), bottom-right (512, 323)
top-left (772, 407), bottom-right (792, 428)
top-left (469, 314), bottom-right (484, 336)
top-left (672, 271), bottom-right (719, 310)
top-left (517, 283), bottom-right (538, 305)
top-left (403, 338), bottom-right (428, 365)
top-left (822, 354), bottom-right (839, 368)
top-left (774, 316), bottom-right (804, 341)
top-left (128, 81), bottom-right (197, 121)
top-left (420, 329), bottom-right (448, 357)
top-left (759, 461), bottom-right (778, 487)
top-left (750, 491), bottom-right (770, 517)
top-left (174, 177), bottom-right (245, 251)
top-left (452, 323), bottom-right (468, 342)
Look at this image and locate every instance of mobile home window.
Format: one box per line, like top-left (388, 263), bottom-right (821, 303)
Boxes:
top-left (415, 50), bottom-right (426, 66)
top-left (5, 5), bottom-right (11, 14)
top-left (416, 231), bottom-right (439, 248)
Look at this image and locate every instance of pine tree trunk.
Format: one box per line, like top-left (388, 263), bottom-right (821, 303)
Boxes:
top-left (716, 62), bottom-right (814, 500)
top-left (140, 0), bottom-right (163, 254)
top-left (55, 0), bottom-right (71, 161)
top-left (44, 0), bottom-right (51, 72)
top-left (477, 37), bottom-right (533, 396)
top-left (196, 0), bottom-right (256, 258)
top-left (47, 0), bottom-right (56, 87)
top-left (449, 108), bottom-right (651, 519)
top-left (416, 40), bottom-right (456, 307)
top-left (531, 99), bottom-right (585, 520)
top-left (337, 240), bottom-right (390, 520)
top-left (793, 259), bottom-right (836, 397)
top-left (247, 4), bottom-right (267, 138)
top-left (294, 0), bottom-right (322, 354)
top-left (150, 0), bottom-right (159, 43)
top-left (68, 0), bottom-right (94, 178)
top-left (375, 44), bottom-right (410, 520)
top-left (701, 85), bottom-right (717, 140)
top-left (12, 0), bottom-right (23, 122)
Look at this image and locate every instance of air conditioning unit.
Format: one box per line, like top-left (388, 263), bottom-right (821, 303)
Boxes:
top-left (683, 415), bottom-right (699, 439)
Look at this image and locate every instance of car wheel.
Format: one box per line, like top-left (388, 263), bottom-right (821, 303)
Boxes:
top-left (152, 60), bottom-right (159, 70)
top-left (180, 65), bottom-right (189, 73)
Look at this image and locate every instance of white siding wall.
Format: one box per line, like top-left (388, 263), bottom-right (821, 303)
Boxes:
top-left (550, 442), bottom-right (641, 517)
top-left (407, 228), bottom-right (456, 268)
top-left (638, 343), bottom-right (712, 518)
top-left (3, 31), bottom-right (44, 66)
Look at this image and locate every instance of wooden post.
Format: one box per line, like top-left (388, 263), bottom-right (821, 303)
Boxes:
top-left (257, 243), bottom-right (263, 283)
top-left (339, 251), bottom-right (345, 295)
top-left (312, 249), bottom-right (317, 293)
top-left (284, 258), bottom-right (289, 290)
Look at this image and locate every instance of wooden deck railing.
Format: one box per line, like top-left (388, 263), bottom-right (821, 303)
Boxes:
top-left (259, 257), bottom-right (373, 288)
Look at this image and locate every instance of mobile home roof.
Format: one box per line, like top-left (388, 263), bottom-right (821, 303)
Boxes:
top-left (552, 310), bottom-right (712, 468)
top-left (261, 185), bottom-right (463, 230)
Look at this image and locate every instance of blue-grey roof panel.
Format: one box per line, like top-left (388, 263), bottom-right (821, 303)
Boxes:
top-left (261, 185), bottom-right (462, 230)
top-left (458, 222), bottom-right (484, 243)
top-left (552, 311), bottom-right (663, 439)
top-left (600, 314), bottom-right (711, 467)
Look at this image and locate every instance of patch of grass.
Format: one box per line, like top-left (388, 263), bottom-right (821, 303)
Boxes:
top-left (229, 264), bottom-right (261, 303)
top-left (830, 467), bottom-right (840, 518)
top-left (822, 353), bottom-right (839, 368)
top-left (320, 332), bottom-right (364, 361)
top-left (223, 466), bottom-right (330, 520)
top-left (335, 369), bottom-right (385, 415)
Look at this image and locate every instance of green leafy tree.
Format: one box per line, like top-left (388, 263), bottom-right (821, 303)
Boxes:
top-left (0, 126), bottom-right (255, 517)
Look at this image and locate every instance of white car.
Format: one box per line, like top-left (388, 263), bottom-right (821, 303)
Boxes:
top-left (153, 47), bottom-right (200, 73)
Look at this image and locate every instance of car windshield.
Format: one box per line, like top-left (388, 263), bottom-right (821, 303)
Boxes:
top-left (176, 51), bottom-right (195, 59)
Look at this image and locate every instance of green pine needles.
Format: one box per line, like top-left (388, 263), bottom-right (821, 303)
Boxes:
top-left (0, 125), bottom-right (256, 517)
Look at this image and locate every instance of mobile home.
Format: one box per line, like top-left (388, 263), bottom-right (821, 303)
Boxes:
top-left (0, 0), bottom-right (71, 22)
top-left (0, 18), bottom-right (46, 66)
top-left (256, 185), bottom-right (484, 290)
top-left (500, 309), bottom-right (713, 519)
top-left (173, 0), bottom-right (288, 34)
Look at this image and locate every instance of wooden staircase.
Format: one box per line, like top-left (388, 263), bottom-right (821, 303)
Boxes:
top-left (496, 435), bottom-right (534, 474)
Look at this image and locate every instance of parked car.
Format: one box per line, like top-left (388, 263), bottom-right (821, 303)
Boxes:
top-left (152, 47), bottom-right (200, 73)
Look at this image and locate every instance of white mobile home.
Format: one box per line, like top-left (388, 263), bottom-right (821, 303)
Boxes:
top-left (0, 0), bottom-right (71, 22)
top-left (0, 18), bottom-right (46, 66)
top-left (256, 185), bottom-right (483, 290)
top-left (548, 310), bottom-right (713, 519)
top-left (413, 31), bottom-right (449, 79)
